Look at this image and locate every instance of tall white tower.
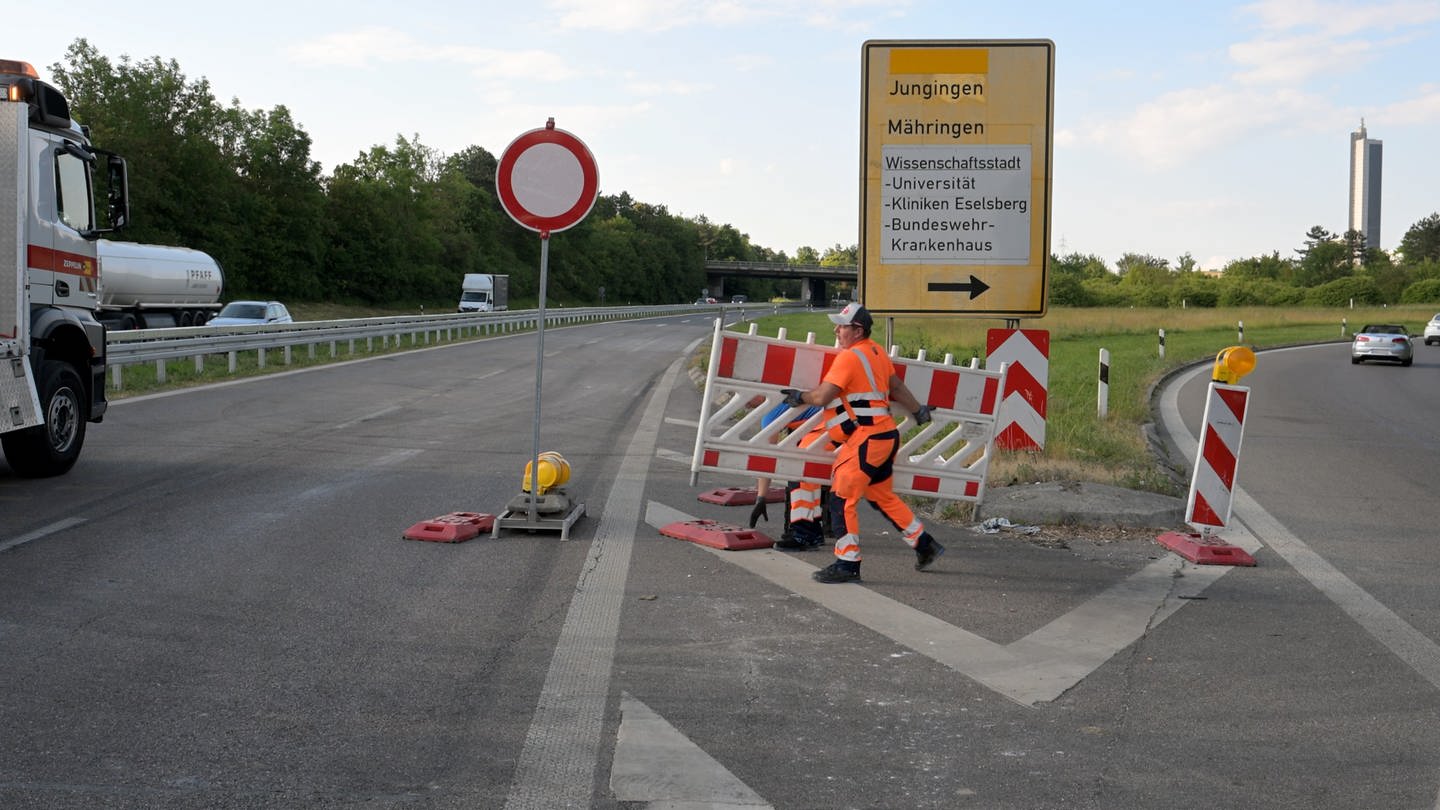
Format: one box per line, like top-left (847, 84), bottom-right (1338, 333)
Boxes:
top-left (1349, 120), bottom-right (1382, 250)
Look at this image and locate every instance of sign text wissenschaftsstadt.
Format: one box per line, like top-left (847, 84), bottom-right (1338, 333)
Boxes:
top-left (860, 40), bottom-right (1055, 318)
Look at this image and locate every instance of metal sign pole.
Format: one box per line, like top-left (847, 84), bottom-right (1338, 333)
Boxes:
top-left (529, 234), bottom-right (550, 523)
top-left (489, 119), bottom-right (596, 540)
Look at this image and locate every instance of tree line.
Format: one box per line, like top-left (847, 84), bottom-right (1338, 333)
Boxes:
top-left (50, 40), bottom-right (849, 307)
top-left (50, 40), bottom-right (1440, 310)
top-left (1051, 220), bottom-right (1440, 308)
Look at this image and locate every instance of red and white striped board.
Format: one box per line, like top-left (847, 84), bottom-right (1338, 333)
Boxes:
top-left (691, 322), bottom-right (1008, 504)
top-left (1185, 382), bottom-right (1250, 530)
top-left (985, 328), bottom-right (1048, 451)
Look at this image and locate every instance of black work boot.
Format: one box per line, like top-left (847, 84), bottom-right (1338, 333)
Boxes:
top-left (773, 532), bottom-right (810, 550)
top-left (914, 533), bottom-right (945, 571)
top-left (813, 560), bottom-right (861, 584)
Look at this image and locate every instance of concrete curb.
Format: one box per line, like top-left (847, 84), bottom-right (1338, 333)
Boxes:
top-left (979, 480), bottom-right (1185, 530)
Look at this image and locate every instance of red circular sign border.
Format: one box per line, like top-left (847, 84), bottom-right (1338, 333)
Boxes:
top-left (496, 126), bottom-right (599, 235)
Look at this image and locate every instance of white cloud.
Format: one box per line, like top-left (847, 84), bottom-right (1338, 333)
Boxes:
top-left (624, 77), bottom-right (712, 96)
top-left (1375, 82), bottom-right (1440, 124)
top-left (1075, 1), bottom-right (1440, 168)
top-left (287, 27), bottom-right (579, 82)
top-left (1083, 84), bottom-right (1330, 169)
top-left (1228, 32), bottom-right (1377, 84)
top-left (547, 0), bottom-right (742, 32)
top-left (287, 27), bottom-right (400, 68)
top-left (1231, 0), bottom-right (1440, 83)
top-left (1240, 0), bottom-right (1440, 37)
top-left (726, 53), bottom-right (776, 72)
top-left (545, 0), bottom-right (906, 33)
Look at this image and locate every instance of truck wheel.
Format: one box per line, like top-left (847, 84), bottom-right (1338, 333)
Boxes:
top-left (0, 361), bottom-right (88, 477)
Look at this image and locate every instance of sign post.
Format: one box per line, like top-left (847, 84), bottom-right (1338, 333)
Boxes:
top-left (859, 40), bottom-right (1054, 318)
top-left (495, 118), bottom-right (599, 534)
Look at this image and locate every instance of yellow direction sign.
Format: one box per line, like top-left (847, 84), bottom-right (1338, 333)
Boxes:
top-left (859, 40), bottom-right (1055, 318)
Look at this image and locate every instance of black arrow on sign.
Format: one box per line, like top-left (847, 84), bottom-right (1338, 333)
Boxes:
top-left (928, 275), bottom-right (991, 300)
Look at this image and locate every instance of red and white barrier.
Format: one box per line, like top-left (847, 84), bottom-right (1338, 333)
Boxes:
top-left (1186, 382), bottom-right (1249, 529)
top-left (985, 328), bottom-right (1048, 451)
top-left (690, 321), bottom-right (1007, 504)
top-left (1157, 379), bottom-right (1256, 566)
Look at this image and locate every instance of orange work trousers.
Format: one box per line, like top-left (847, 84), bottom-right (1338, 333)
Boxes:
top-left (829, 429), bottom-right (922, 561)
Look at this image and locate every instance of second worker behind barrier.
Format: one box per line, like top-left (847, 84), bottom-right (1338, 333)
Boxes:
top-left (779, 302), bottom-right (943, 584)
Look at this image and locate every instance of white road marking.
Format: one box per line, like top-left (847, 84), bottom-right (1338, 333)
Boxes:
top-left (1160, 354), bottom-right (1440, 810)
top-left (653, 447), bottom-right (692, 465)
top-left (504, 349), bottom-right (692, 809)
top-left (0, 517), bottom-right (87, 554)
top-left (332, 406), bottom-right (401, 432)
top-left (1161, 359), bottom-right (1440, 691)
top-left (644, 501), bottom-right (1225, 706)
top-left (611, 693), bottom-right (772, 809)
top-left (664, 416), bottom-right (698, 429)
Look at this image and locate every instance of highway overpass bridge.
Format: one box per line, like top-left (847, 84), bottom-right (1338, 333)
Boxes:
top-left (701, 260), bottom-right (857, 304)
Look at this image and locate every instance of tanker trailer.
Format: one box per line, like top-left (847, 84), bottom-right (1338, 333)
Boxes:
top-left (96, 240), bottom-right (223, 329)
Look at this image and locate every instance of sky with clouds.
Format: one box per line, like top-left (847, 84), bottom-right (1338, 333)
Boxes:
top-left (4, 0), bottom-right (1438, 270)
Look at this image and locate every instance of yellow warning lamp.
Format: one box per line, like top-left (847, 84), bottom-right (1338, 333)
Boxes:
top-left (1211, 346), bottom-right (1256, 384)
top-left (522, 451), bottom-right (572, 495)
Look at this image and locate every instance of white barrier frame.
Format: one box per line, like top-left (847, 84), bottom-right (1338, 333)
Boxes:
top-left (690, 319), bottom-right (1007, 505)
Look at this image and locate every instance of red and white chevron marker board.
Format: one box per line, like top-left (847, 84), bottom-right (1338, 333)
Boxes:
top-left (1185, 382), bottom-right (1250, 530)
top-left (689, 320), bottom-right (1008, 504)
top-left (1157, 379), bottom-right (1256, 566)
top-left (985, 328), bottom-right (1049, 451)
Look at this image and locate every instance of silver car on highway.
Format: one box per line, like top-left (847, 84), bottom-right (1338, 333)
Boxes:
top-left (1350, 323), bottom-right (1413, 366)
top-left (1423, 313), bottom-right (1440, 345)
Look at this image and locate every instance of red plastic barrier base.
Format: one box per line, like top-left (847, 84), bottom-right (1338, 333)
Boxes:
top-left (660, 520), bottom-right (774, 551)
top-left (696, 486), bottom-right (786, 506)
top-left (403, 512), bottom-right (496, 543)
top-left (1156, 531), bottom-right (1256, 566)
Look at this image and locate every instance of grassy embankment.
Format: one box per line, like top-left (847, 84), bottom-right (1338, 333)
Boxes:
top-left (738, 305), bottom-right (1436, 500)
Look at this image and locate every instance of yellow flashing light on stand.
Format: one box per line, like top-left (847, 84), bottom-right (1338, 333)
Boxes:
top-left (1212, 346), bottom-right (1256, 384)
top-left (523, 451), bottom-right (572, 495)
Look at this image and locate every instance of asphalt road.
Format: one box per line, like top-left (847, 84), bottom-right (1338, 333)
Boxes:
top-left (2, 317), bottom-right (1439, 809)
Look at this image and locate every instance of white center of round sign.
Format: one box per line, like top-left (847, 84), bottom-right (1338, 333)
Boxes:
top-left (496, 123), bottom-right (599, 235)
top-left (512, 142), bottom-right (585, 218)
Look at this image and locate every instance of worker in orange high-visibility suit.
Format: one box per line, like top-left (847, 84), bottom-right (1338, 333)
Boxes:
top-left (780, 302), bottom-right (943, 584)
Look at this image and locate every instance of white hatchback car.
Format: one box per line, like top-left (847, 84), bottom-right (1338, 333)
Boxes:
top-left (1423, 313), bottom-right (1440, 345)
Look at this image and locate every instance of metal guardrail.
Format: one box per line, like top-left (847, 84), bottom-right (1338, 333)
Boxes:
top-left (103, 302), bottom-right (791, 391)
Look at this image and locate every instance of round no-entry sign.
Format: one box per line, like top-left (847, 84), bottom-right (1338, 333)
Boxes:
top-left (496, 120), bottom-right (599, 235)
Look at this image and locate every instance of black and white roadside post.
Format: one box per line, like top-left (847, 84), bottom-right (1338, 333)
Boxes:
top-left (1097, 348), bottom-right (1110, 419)
top-left (493, 118), bottom-right (599, 537)
top-left (1158, 328), bottom-right (1166, 360)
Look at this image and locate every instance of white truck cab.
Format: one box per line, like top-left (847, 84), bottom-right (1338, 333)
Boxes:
top-left (1, 59), bottom-right (129, 476)
top-left (459, 273), bottom-right (494, 312)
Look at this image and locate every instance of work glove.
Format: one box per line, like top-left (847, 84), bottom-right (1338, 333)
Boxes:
top-left (780, 388), bottom-right (806, 407)
top-left (914, 405), bottom-right (933, 425)
top-left (748, 499), bottom-right (769, 527)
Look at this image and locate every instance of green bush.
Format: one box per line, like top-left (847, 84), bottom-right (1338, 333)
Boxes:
top-left (1305, 276), bottom-right (1381, 307)
top-left (1399, 278), bottom-right (1440, 303)
top-left (1217, 278), bottom-right (1304, 306)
